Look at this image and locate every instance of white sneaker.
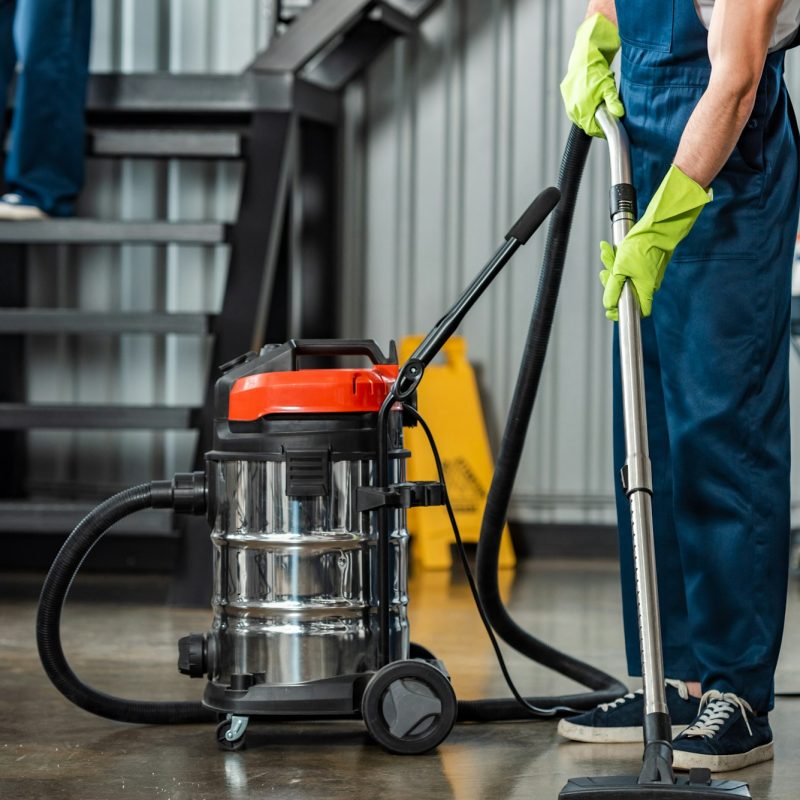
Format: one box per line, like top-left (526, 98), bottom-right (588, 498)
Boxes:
top-left (0, 193), bottom-right (48, 221)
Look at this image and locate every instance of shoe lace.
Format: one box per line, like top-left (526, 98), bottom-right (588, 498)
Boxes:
top-left (682, 690), bottom-right (753, 738)
top-left (599, 689), bottom-right (640, 711)
top-left (598, 679), bottom-right (689, 711)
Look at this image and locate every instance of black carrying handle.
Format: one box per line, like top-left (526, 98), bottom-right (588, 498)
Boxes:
top-left (287, 339), bottom-right (395, 368)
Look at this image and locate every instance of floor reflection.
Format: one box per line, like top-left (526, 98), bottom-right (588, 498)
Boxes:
top-left (1, 561), bottom-right (798, 799)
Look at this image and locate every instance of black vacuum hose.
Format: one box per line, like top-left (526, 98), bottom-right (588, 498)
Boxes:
top-left (458, 696), bottom-right (604, 722)
top-left (36, 481), bottom-right (215, 724)
top-left (470, 125), bottom-right (627, 714)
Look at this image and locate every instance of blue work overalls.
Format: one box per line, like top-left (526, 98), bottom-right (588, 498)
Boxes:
top-left (613, 1), bottom-right (800, 714)
top-left (0, 0), bottom-right (92, 216)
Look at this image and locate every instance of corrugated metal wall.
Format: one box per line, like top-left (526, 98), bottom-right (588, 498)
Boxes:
top-left (345, 0), bottom-right (800, 527)
top-left (24, 0), bottom-right (800, 528)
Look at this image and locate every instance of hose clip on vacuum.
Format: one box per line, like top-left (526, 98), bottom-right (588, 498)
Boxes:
top-left (36, 130), bottom-right (627, 753)
top-left (557, 108), bottom-right (751, 800)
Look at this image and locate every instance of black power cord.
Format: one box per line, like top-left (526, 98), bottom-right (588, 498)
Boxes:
top-left (403, 403), bottom-right (587, 717)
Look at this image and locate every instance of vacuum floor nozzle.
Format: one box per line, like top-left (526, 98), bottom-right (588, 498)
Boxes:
top-left (559, 774), bottom-right (751, 800)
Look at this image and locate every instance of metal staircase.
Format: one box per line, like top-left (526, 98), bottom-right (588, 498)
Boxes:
top-left (0, 0), bottom-right (440, 594)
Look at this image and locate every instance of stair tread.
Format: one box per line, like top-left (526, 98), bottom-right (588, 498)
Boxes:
top-left (0, 310), bottom-right (211, 335)
top-left (0, 404), bottom-right (198, 430)
top-left (0, 219), bottom-right (229, 244)
top-left (5, 128), bottom-right (246, 160)
top-left (89, 127), bottom-right (245, 158)
top-left (85, 73), bottom-right (263, 113)
top-left (0, 499), bottom-right (176, 535)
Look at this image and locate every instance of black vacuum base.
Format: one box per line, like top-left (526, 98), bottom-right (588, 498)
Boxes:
top-left (559, 775), bottom-right (751, 800)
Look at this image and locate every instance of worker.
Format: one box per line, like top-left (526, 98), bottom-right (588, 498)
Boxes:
top-left (556, 0), bottom-right (799, 774)
top-left (0, 0), bottom-right (92, 219)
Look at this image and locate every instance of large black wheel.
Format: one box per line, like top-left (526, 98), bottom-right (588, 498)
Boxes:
top-left (361, 660), bottom-right (457, 755)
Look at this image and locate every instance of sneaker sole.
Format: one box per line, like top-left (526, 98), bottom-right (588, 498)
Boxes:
top-left (673, 741), bottom-right (774, 773)
top-left (557, 718), bottom-right (688, 744)
top-left (0, 206), bottom-right (47, 221)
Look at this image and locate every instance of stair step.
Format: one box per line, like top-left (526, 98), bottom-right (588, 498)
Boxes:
top-left (0, 404), bottom-right (199, 430)
top-left (0, 310), bottom-right (211, 335)
top-left (0, 500), bottom-right (176, 535)
top-left (86, 73), bottom-right (259, 114)
top-left (0, 220), bottom-right (229, 244)
top-left (89, 128), bottom-right (245, 159)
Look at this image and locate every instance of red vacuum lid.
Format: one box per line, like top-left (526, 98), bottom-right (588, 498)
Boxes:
top-left (228, 364), bottom-right (399, 420)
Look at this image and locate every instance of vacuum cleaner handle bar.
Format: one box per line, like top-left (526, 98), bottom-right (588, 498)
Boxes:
top-left (377, 185), bottom-right (561, 664)
top-left (505, 186), bottom-right (563, 245)
top-left (596, 105), bottom-right (673, 773)
top-left (393, 187), bottom-right (561, 400)
top-left (286, 339), bottom-right (395, 366)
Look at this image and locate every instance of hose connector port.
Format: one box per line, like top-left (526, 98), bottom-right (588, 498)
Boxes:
top-left (150, 471), bottom-right (207, 515)
top-left (178, 634), bottom-right (207, 678)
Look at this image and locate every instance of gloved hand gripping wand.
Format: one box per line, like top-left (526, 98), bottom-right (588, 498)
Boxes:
top-left (595, 105), bottom-right (673, 784)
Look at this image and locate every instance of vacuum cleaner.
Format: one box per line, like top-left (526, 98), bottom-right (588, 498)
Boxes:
top-left (35, 142), bottom-right (627, 754)
top-left (35, 176), bottom-right (625, 753)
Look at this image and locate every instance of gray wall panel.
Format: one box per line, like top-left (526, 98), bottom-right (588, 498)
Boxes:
top-left (349, 0), bottom-right (800, 527)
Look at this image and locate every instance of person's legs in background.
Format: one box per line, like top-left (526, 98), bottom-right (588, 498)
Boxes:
top-left (3, 0), bottom-right (91, 217)
top-left (0, 0), bottom-right (17, 126)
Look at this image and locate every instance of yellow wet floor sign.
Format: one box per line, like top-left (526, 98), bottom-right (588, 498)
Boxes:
top-left (401, 335), bottom-right (516, 570)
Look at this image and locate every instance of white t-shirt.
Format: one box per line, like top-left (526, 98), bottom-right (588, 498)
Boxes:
top-left (694, 0), bottom-right (800, 52)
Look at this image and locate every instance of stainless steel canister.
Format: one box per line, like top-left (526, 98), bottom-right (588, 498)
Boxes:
top-left (207, 456), bottom-right (409, 685)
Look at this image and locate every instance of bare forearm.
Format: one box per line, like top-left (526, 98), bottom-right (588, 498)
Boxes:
top-left (673, 80), bottom-right (757, 188)
top-left (586, 0), bottom-right (616, 24)
top-left (673, 0), bottom-right (779, 188)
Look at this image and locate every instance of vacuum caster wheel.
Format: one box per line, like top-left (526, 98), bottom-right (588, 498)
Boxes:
top-left (361, 660), bottom-right (457, 755)
top-left (216, 715), bottom-right (249, 752)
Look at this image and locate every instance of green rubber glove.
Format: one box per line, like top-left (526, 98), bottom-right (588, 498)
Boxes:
top-left (599, 165), bottom-right (712, 320)
top-left (560, 13), bottom-right (624, 138)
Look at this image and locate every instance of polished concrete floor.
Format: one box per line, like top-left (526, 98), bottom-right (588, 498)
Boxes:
top-left (2, 560), bottom-right (799, 800)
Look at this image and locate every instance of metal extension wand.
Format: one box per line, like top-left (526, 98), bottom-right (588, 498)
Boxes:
top-left (599, 104), bottom-right (672, 783)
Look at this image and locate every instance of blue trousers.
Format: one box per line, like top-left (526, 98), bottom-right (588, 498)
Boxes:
top-left (613, 69), bottom-right (799, 713)
top-left (0, 0), bottom-right (91, 216)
